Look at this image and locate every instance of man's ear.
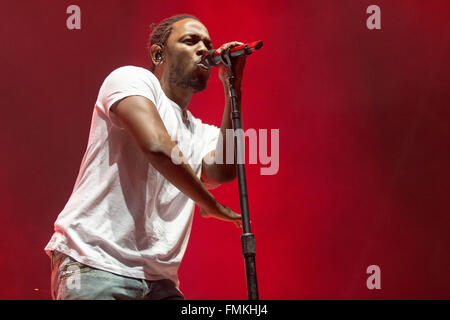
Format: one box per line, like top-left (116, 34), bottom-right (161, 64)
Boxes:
top-left (150, 44), bottom-right (164, 65)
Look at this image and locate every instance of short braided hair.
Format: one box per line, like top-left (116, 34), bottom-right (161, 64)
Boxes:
top-left (148, 14), bottom-right (200, 72)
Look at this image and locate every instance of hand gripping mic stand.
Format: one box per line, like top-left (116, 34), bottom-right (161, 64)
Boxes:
top-left (218, 47), bottom-right (259, 300)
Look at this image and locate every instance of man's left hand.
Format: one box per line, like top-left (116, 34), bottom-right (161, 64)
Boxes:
top-left (217, 41), bottom-right (247, 89)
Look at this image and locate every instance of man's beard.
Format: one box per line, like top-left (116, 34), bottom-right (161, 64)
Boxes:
top-left (169, 61), bottom-right (209, 92)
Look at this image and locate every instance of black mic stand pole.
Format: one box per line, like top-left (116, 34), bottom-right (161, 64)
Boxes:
top-left (221, 49), bottom-right (259, 300)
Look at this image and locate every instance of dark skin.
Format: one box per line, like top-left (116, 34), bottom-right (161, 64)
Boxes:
top-left (111, 18), bottom-right (246, 227)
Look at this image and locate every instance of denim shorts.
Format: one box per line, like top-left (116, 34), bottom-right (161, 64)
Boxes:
top-left (49, 250), bottom-right (184, 300)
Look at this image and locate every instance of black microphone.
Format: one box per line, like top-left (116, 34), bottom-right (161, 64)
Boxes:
top-left (201, 40), bottom-right (263, 67)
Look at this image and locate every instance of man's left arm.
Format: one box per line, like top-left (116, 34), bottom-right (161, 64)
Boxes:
top-left (201, 42), bottom-right (246, 186)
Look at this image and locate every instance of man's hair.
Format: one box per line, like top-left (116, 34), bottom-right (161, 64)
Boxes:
top-left (148, 14), bottom-right (200, 72)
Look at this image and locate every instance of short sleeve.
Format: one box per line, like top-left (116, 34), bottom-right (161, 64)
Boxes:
top-left (97, 66), bottom-right (159, 127)
top-left (198, 122), bottom-right (221, 162)
top-left (197, 122), bottom-right (221, 190)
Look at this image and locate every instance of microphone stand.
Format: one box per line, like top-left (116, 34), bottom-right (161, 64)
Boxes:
top-left (221, 49), bottom-right (259, 300)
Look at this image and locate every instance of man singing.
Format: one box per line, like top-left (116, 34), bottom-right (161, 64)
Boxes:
top-left (45, 14), bottom-right (246, 300)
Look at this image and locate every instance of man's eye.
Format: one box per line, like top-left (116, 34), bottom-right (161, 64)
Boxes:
top-left (184, 39), bottom-right (194, 44)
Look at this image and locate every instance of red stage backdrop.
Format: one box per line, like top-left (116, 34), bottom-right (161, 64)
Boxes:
top-left (0, 0), bottom-right (449, 299)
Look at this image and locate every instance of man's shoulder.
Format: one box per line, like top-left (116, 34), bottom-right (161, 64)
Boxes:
top-left (107, 65), bottom-right (156, 81)
top-left (99, 65), bottom-right (161, 97)
top-left (97, 65), bottom-right (161, 112)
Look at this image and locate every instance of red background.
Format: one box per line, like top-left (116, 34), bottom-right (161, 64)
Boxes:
top-left (0, 0), bottom-right (449, 299)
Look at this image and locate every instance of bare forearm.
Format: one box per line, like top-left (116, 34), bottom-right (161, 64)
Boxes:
top-left (210, 42), bottom-right (247, 182)
top-left (146, 141), bottom-right (216, 211)
top-left (214, 85), bottom-right (242, 180)
top-left (112, 95), bottom-right (227, 217)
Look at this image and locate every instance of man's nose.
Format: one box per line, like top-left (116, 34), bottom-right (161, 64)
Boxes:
top-left (196, 42), bottom-right (208, 56)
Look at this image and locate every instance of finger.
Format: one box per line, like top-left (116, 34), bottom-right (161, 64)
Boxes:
top-left (231, 211), bottom-right (242, 219)
top-left (199, 208), bottom-right (210, 218)
top-left (217, 42), bottom-right (245, 54)
top-left (227, 41), bottom-right (244, 48)
top-left (234, 217), bottom-right (242, 229)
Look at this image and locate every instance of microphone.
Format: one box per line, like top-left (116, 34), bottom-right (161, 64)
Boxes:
top-left (200, 40), bottom-right (263, 67)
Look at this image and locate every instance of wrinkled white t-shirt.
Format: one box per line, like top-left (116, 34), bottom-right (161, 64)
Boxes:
top-left (45, 66), bottom-right (220, 287)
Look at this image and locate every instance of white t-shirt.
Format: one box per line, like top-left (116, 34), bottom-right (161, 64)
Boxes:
top-left (45, 65), bottom-right (220, 287)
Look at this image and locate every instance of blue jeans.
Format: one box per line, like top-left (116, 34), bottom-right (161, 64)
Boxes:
top-left (49, 250), bottom-right (184, 300)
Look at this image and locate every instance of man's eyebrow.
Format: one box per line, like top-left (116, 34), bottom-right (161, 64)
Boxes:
top-left (180, 33), bottom-right (213, 47)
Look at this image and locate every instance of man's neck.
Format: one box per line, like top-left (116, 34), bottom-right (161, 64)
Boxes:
top-left (158, 75), bottom-right (192, 114)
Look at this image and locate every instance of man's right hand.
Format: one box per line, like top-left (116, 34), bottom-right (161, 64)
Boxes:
top-left (199, 202), bottom-right (242, 228)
